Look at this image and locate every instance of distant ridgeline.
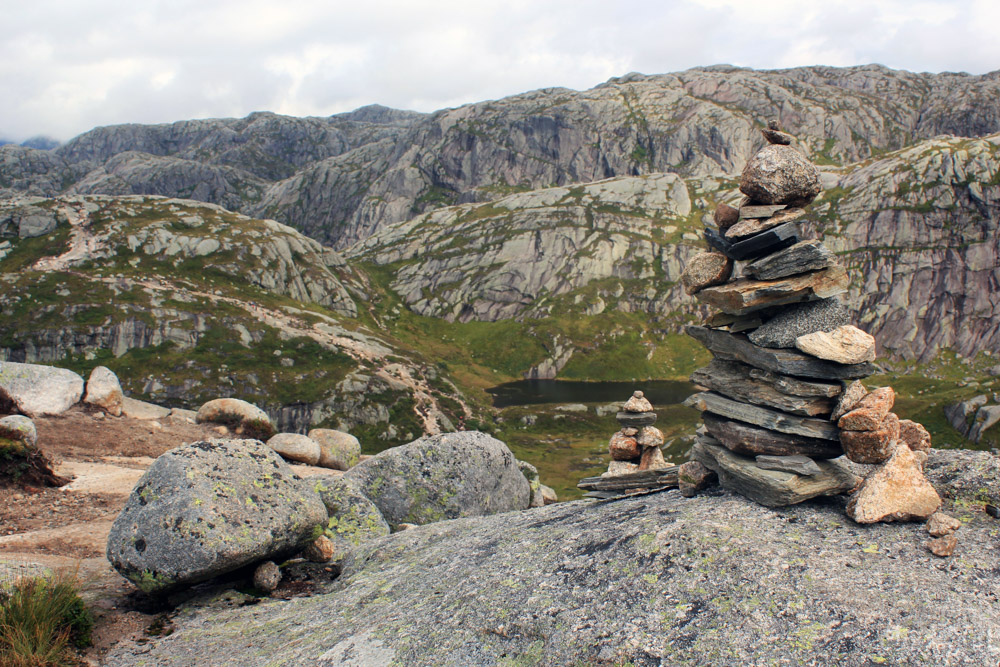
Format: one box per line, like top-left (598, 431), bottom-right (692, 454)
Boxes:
top-left (1, 65), bottom-right (999, 456)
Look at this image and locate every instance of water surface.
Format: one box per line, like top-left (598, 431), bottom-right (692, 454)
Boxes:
top-left (488, 379), bottom-right (696, 408)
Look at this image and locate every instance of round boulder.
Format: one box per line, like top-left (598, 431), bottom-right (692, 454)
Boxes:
top-left (0, 361), bottom-right (84, 417)
top-left (196, 398), bottom-right (275, 440)
top-left (740, 144), bottom-right (822, 206)
top-left (308, 429), bottom-right (361, 470)
top-left (84, 366), bottom-right (124, 416)
top-left (106, 438), bottom-right (328, 594)
top-left (266, 433), bottom-right (321, 465)
top-left (0, 414), bottom-right (37, 447)
top-left (342, 431), bottom-right (530, 528)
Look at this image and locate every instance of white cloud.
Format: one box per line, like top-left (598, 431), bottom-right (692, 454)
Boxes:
top-left (0, 0), bottom-right (995, 141)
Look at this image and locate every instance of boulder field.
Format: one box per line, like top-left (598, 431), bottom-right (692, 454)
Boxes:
top-left (103, 449), bottom-right (1000, 666)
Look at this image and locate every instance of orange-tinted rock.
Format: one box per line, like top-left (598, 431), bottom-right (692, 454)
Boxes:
top-left (609, 432), bottom-right (640, 461)
top-left (681, 252), bottom-right (733, 295)
top-left (846, 445), bottom-right (942, 524)
top-left (636, 426), bottom-right (664, 447)
top-left (926, 512), bottom-right (962, 537)
top-left (841, 413), bottom-right (900, 464)
top-left (639, 446), bottom-right (668, 471)
top-left (899, 419), bottom-right (932, 453)
top-left (838, 387), bottom-right (895, 431)
top-left (926, 534), bottom-right (957, 557)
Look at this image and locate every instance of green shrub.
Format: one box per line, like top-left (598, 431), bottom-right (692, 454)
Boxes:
top-left (0, 569), bottom-right (93, 666)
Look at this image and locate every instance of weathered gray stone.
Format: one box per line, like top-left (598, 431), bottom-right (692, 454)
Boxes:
top-left (686, 391), bottom-right (840, 440)
top-left (310, 474), bottom-right (391, 548)
top-left (101, 448), bottom-right (1000, 667)
top-left (303, 535), bottom-right (337, 563)
top-left (84, 366), bottom-right (124, 416)
top-left (701, 412), bottom-right (844, 459)
top-left (196, 398), bottom-right (275, 439)
top-left (0, 361), bottom-right (84, 417)
top-left (740, 144), bottom-right (823, 206)
top-left (696, 266), bottom-right (848, 316)
top-left (686, 326), bottom-right (875, 380)
top-left (744, 240), bottom-right (837, 280)
top-left (691, 440), bottom-right (857, 507)
top-left (266, 433), bottom-right (321, 465)
top-left (899, 419), bottom-right (932, 452)
top-left (754, 454), bottom-right (823, 476)
top-left (704, 311), bottom-right (764, 333)
top-left (747, 367), bottom-right (843, 398)
top-left (726, 207), bottom-right (804, 239)
top-left (622, 391), bottom-right (653, 413)
top-left (342, 431), bottom-right (530, 527)
top-left (308, 429), bottom-right (362, 470)
top-left (121, 397), bottom-right (171, 420)
top-left (738, 204), bottom-right (786, 219)
top-left (831, 381), bottom-right (868, 421)
top-left (748, 298), bottom-right (849, 349)
top-left (690, 359), bottom-right (835, 417)
top-left (616, 411), bottom-right (656, 428)
top-left (761, 127), bottom-right (795, 145)
top-left (0, 414), bottom-right (37, 447)
top-left (795, 325), bottom-right (876, 365)
top-left (253, 561), bottom-right (281, 592)
top-left (106, 439), bottom-right (329, 594)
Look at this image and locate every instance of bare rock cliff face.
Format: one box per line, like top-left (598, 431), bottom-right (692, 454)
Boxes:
top-left (2, 66), bottom-right (999, 248)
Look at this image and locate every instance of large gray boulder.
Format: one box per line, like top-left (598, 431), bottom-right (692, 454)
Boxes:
top-left (740, 144), bottom-right (822, 206)
top-left (84, 366), bottom-right (124, 416)
top-left (311, 474), bottom-right (390, 557)
top-left (0, 361), bottom-right (84, 416)
top-left (103, 449), bottom-right (1000, 666)
top-left (106, 439), bottom-right (327, 594)
top-left (343, 431), bottom-right (530, 527)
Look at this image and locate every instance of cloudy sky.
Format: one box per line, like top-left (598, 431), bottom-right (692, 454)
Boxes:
top-left (2, 0), bottom-right (996, 141)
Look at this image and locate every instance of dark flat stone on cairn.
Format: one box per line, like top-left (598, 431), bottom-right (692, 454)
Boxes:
top-left (726, 207), bottom-right (805, 240)
top-left (744, 239), bottom-right (837, 280)
top-left (696, 266), bottom-right (848, 316)
top-left (685, 326), bottom-right (875, 380)
top-left (616, 411), bottom-right (656, 428)
top-left (685, 391), bottom-right (841, 441)
top-left (704, 223), bottom-right (801, 261)
top-left (747, 298), bottom-right (849, 349)
top-left (690, 359), bottom-right (836, 417)
top-left (691, 439), bottom-right (857, 507)
top-left (748, 367), bottom-right (842, 398)
top-left (701, 412), bottom-right (844, 459)
top-left (755, 454), bottom-right (822, 476)
top-left (705, 311), bottom-right (764, 333)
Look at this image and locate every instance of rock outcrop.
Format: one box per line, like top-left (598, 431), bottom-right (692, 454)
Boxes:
top-left (106, 438), bottom-right (328, 594)
top-left (342, 431), bottom-right (530, 527)
top-left (101, 449), bottom-right (1000, 667)
top-left (0, 361), bottom-right (84, 416)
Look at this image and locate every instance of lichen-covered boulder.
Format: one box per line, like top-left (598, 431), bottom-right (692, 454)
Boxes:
top-left (195, 398), bottom-right (275, 439)
top-left (740, 144), bottom-right (822, 206)
top-left (308, 428), bottom-right (361, 470)
top-left (106, 439), bottom-right (327, 594)
top-left (343, 431), bottom-right (530, 527)
top-left (0, 415), bottom-right (37, 447)
top-left (0, 362), bottom-right (84, 417)
top-left (311, 474), bottom-right (390, 557)
top-left (84, 366), bottom-right (124, 416)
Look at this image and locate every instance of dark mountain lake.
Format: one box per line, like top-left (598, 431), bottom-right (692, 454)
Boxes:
top-left (487, 379), bottom-right (696, 408)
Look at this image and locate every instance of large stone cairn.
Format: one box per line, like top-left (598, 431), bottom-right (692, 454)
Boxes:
top-left (604, 391), bottom-right (670, 476)
top-left (679, 120), bottom-right (942, 522)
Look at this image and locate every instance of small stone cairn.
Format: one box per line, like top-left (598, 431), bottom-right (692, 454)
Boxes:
top-left (678, 120), bottom-right (945, 529)
top-left (606, 391), bottom-right (669, 475)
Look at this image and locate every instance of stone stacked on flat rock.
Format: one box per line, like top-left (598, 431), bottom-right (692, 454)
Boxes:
top-left (679, 121), bottom-right (939, 518)
top-left (603, 392), bottom-right (670, 476)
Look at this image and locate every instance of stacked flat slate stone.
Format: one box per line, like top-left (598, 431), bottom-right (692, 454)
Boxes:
top-left (605, 391), bottom-right (670, 476)
top-left (679, 120), bottom-right (895, 508)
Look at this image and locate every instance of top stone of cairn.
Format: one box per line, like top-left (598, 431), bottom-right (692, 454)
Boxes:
top-left (622, 391), bottom-right (653, 413)
top-left (739, 122), bottom-right (822, 207)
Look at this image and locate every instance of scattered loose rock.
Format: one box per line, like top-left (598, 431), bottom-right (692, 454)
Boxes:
top-left (308, 429), bottom-right (361, 470)
top-left (678, 460), bottom-right (716, 497)
top-left (926, 534), bottom-right (957, 558)
top-left (926, 512), bottom-right (962, 537)
top-left (196, 398), bottom-right (275, 439)
top-left (253, 561), bottom-right (281, 592)
top-left (846, 445), bottom-right (941, 524)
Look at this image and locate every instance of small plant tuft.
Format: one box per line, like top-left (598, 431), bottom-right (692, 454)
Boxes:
top-left (0, 569), bottom-right (94, 666)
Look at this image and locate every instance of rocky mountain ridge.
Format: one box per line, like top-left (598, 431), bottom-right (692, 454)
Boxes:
top-left (3, 66), bottom-right (1000, 248)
